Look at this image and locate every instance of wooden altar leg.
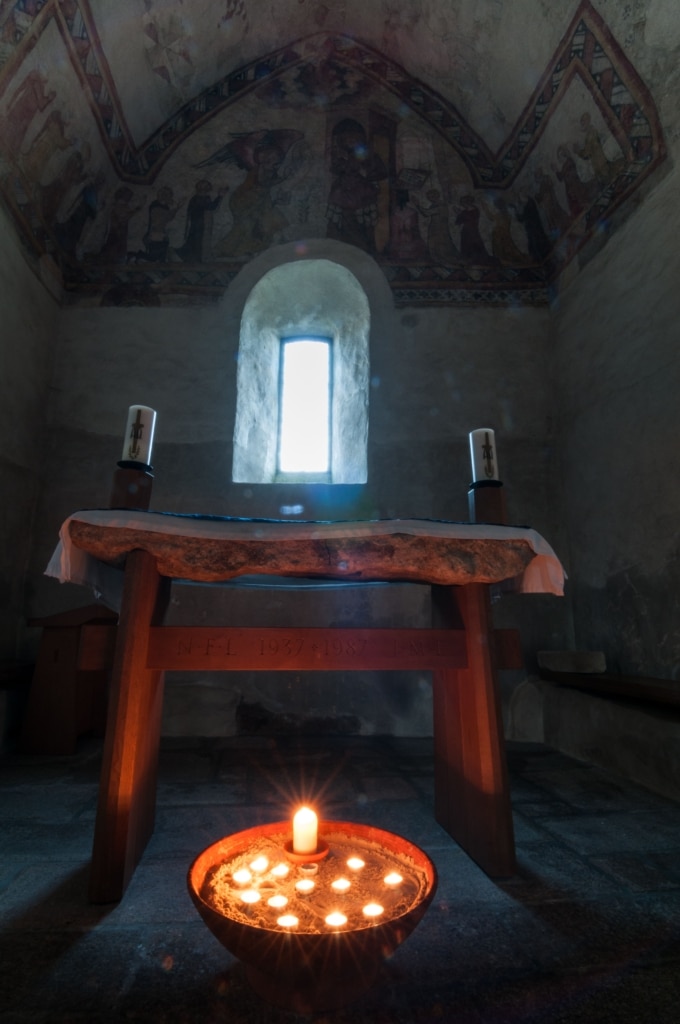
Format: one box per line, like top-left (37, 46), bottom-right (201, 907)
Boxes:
top-left (432, 583), bottom-right (515, 877)
top-left (89, 550), bottom-right (169, 903)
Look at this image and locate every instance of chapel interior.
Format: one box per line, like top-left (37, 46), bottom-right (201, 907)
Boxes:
top-left (1, 1), bottom-right (679, 1021)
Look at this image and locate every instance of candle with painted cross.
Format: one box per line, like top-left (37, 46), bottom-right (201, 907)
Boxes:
top-left (122, 405), bottom-right (157, 466)
top-left (469, 428), bottom-right (499, 482)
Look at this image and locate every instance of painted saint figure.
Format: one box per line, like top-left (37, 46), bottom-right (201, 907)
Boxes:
top-left (326, 118), bottom-right (387, 252)
top-left (136, 186), bottom-right (179, 262)
top-left (455, 194), bottom-right (496, 264)
top-left (479, 197), bottom-right (531, 266)
top-left (573, 112), bottom-right (625, 188)
top-left (176, 180), bottom-right (226, 262)
top-left (96, 186), bottom-right (145, 263)
top-left (386, 189), bottom-right (428, 260)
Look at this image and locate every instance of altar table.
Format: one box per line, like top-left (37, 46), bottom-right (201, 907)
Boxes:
top-left (47, 511), bottom-right (564, 903)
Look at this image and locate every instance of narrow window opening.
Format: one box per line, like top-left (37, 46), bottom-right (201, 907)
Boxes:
top-left (277, 337), bottom-right (331, 479)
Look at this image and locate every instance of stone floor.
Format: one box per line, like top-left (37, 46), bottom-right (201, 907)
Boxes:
top-left (1, 735), bottom-right (680, 1023)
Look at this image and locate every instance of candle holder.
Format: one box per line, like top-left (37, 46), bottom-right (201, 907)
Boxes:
top-left (468, 479), bottom-right (507, 525)
top-left (283, 838), bottom-right (329, 863)
top-left (188, 820), bottom-right (437, 1013)
top-left (109, 460), bottom-right (154, 511)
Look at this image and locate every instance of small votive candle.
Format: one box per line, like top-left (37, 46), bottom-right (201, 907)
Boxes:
top-left (277, 914), bottom-right (299, 928)
top-left (325, 912), bottom-right (348, 928)
top-left (384, 872), bottom-right (403, 887)
top-left (240, 889), bottom-right (261, 904)
top-left (295, 878), bottom-right (315, 894)
top-left (267, 895), bottom-right (288, 909)
top-left (346, 857), bottom-right (365, 870)
top-left (249, 856), bottom-right (269, 873)
top-left (271, 862), bottom-right (289, 878)
top-left (232, 868), bottom-right (252, 885)
top-left (362, 903), bottom-right (384, 918)
top-left (331, 877), bottom-right (351, 892)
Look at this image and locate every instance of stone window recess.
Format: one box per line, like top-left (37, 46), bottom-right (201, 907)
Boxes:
top-left (232, 259), bottom-right (370, 484)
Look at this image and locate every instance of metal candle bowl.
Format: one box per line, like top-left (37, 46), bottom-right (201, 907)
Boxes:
top-left (188, 820), bottom-right (438, 1013)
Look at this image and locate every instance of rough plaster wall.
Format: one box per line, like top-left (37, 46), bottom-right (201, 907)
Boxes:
top-left (29, 241), bottom-right (570, 735)
top-left (0, 209), bottom-right (55, 663)
top-left (553, 0), bottom-right (680, 681)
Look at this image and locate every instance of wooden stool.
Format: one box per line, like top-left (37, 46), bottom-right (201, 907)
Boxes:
top-left (22, 604), bottom-right (117, 754)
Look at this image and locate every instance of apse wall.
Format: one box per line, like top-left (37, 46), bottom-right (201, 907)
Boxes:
top-left (26, 240), bottom-right (571, 737)
top-left (553, 154), bottom-right (680, 680)
top-left (0, 207), bottom-right (55, 666)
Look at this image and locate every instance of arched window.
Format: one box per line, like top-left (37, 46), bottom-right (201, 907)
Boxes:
top-left (232, 259), bottom-right (369, 484)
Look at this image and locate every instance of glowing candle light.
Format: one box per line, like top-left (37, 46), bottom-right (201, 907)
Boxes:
top-left (293, 807), bottom-right (318, 854)
top-left (331, 877), bottom-right (351, 892)
top-left (267, 895), bottom-right (288, 909)
top-left (232, 868), bottom-right (252, 885)
top-left (362, 903), bottom-right (384, 918)
top-left (240, 889), bottom-right (261, 904)
top-left (346, 857), bottom-right (365, 871)
top-left (249, 856), bottom-right (269, 873)
top-left (295, 878), bottom-right (315, 894)
top-left (325, 912), bottom-right (348, 928)
top-left (277, 914), bottom-right (299, 928)
top-left (271, 862), bottom-right (289, 878)
top-left (384, 872), bottom-right (403, 886)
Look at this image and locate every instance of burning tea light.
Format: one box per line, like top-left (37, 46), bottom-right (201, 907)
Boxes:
top-left (293, 807), bottom-right (318, 854)
top-left (347, 857), bottom-right (365, 870)
top-left (271, 862), bottom-right (289, 878)
top-left (295, 878), bottom-right (315, 894)
top-left (249, 856), bottom-right (269, 873)
top-left (362, 903), bottom-right (384, 918)
top-left (325, 912), bottom-right (348, 928)
top-left (277, 914), bottom-right (299, 928)
top-left (331, 877), bottom-right (351, 892)
top-left (232, 868), bottom-right (252, 885)
top-left (384, 872), bottom-right (403, 887)
top-left (267, 895), bottom-right (288, 909)
top-left (240, 889), bottom-right (261, 904)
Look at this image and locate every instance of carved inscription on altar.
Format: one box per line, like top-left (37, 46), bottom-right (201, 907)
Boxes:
top-left (147, 627), bottom-right (468, 672)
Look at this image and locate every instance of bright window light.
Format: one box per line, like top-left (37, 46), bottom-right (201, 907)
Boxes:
top-left (278, 338), bottom-right (331, 474)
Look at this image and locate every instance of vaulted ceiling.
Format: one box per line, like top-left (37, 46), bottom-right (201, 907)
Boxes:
top-left (0, 0), bottom-right (668, 306)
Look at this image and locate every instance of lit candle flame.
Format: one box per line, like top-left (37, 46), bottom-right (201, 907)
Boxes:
top-left (331, 877), bottom-right (351, 892)
top-left (277, 914), bottom-right (299, 928)
top-left (325, 912), bottom-right (348, 928)
top-left (271, 862), bottom-right (289, 878)
top-left (346, 857), bottom-right (365, 870)
top-left (249, 856), bottom-right (269, 873)
top-left (267, 895), bottom-right (288, 908)
top-left (384, 872), bottom-right (403, 886)
top-left (362, 903), bottom-right (384, 918)
top-left (232, 868), bottom-right (252, 885)
top-left (240, 890), bottom-right (261, 904)
top-left (295, 878), bottom-right (315, 894)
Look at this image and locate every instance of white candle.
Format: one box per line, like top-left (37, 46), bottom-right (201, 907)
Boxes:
top-left (121, 405), bottom-right (156, 466)
top-left (249, 856), bottom-right (269, 873)
top-left (346, 857), bottom-right (365, 871)
top-left (331, 877), bottom-right (351, 892)
top-left (240, 889), bottom-right (261, 904)
top-left (232, 868), bottom-right (252, 885)
top-left (277, 914), bottom-right (299, 928)
top-left (384, 872), bottom-right (403, 887)
top-left (469, 428), bottom-right (499, 482)
top-left (295, 878), bottom-right (315, 894)
top-left (267, 895), bottom-right (288, 908)
top-left (271, 862), bottom-right (289, 878)
top-left (293, 807), bottom-right (318, 854)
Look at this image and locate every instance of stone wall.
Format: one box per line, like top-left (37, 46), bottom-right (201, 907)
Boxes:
top-left (0, 208), bottom-right (55, 664)
top-left (553, 158), bottom-right (680, 677)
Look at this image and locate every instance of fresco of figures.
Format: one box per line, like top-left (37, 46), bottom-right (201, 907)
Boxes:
top-left (0, 2), bottom-right (666, 306)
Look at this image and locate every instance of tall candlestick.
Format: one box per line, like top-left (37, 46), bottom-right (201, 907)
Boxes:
top-left (469, 428), bottom-right (499, 482)
top-left (121, 405), bottom-right (157, 467)
top-left (292, 807), bottom-right (318, 854)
